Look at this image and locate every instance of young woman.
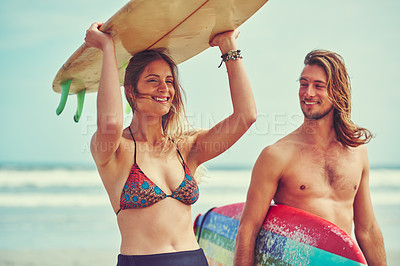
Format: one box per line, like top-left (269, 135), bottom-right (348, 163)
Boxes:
top-left (85, 22), bottom-right (256, 266)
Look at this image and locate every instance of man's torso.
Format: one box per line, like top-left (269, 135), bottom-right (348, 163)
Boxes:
top-left (272, 135), bottom-right (365, 234)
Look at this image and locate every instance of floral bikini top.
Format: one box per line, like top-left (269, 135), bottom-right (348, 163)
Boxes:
top-left (116, 128), bottom-right (199, 215)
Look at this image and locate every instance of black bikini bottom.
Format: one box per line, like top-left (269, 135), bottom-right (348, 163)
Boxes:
top-left (116, 248), bottom-right (208, 266)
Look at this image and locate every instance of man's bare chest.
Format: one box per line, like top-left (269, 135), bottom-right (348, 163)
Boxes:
top-left (283, 146), bottom-right (362, 193)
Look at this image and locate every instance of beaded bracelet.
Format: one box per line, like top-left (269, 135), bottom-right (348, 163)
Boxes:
top-left (218, 49), bottom-right (243, 68)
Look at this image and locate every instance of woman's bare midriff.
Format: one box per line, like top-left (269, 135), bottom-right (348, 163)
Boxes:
top-left (117, 198), bottom-right (199, 255)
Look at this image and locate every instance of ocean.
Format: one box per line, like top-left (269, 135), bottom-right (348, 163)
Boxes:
top-left (0, 167), bottom-right (399, 265)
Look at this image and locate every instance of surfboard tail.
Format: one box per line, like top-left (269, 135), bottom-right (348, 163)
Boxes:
top-left (56, 79), bottom-right (86, 123)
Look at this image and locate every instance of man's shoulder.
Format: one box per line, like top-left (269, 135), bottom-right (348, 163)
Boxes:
top-left (258, 135), bottom-right (300, 162)
top-left (342, 143), bottom-right (368, 157)
top-left (353, 143), bottom-right (368, 153)
top-left (348, 143), bottom-right (369, 164)
top-left (270, 132), bottom-right (303, 150)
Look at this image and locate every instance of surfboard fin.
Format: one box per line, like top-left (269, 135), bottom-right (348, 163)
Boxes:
top-left (74, 89), bottom-right (86, 123)
top-left (56, 80), bottom-right (85, 123)
top-left (56, 79), bottom-right (72, 116)
top-left (125, 103), bottom-right (131, 114)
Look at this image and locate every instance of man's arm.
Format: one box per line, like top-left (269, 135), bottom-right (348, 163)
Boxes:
top-left (234, 145), bottom-right (284, 266)
top-left (353, 146), bottom-right (387, 265)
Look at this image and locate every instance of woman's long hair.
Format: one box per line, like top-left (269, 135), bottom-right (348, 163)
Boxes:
top-left (124, 49), bottom-right (206, 181)
top-left (304, 50), bottom-right (372, 147)
top-left (124, 48), bottom-right (189, 140)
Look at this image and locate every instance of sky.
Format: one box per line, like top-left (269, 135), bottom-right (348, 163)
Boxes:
top-left (0, 0), bottom-right (399, 169)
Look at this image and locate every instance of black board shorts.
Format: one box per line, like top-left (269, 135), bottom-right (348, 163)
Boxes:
top-left (116, 248), bottom-right (209, 266)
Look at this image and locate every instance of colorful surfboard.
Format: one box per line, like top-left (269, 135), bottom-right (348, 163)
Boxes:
top-left (194, 202), bottom-right (367, 265)
top-left (52, 0), bottom-right (269, 122)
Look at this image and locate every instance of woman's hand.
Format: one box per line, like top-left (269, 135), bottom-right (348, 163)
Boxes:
top-left (84, 22), bottom-right (114, 51)
top-left (209, 29), bottom-right (240, 52)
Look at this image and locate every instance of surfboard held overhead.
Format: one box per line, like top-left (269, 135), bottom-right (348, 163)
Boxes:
top-left (52, 0), bottom-right (270, 121)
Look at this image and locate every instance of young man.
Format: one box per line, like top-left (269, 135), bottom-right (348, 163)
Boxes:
top-left (234, 50), bottom-right (386, 266)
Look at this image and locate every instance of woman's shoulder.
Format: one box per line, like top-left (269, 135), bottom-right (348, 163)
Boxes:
top-left (173, 130), bottom-right (197, 152)
top-left (171, 129), bottom-right (204, 162)
top-left (92, 129), bottom-right (134, 168)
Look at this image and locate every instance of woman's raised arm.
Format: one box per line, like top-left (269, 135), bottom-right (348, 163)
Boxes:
top-left (85, 22), bottom-right (124, 166)
top-left (188, 29), bottom-right (257, 166)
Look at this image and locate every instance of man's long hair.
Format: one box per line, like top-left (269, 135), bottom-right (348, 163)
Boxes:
top-left (304, 50), bottom-right (372, 147)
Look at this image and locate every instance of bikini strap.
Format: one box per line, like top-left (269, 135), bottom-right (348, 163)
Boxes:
top-left (171, 139), bottom-right (185, 166)
top-left (128, 127), bottom-right (137, 164)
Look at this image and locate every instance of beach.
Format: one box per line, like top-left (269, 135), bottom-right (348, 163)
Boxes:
top-left (0, 167), bottom-right (399, 265)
